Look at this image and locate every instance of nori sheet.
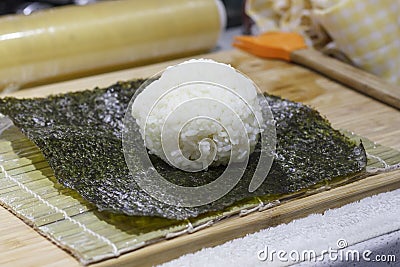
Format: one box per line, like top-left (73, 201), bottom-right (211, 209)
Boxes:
top-left (0, 80), bottom-right (367, 219)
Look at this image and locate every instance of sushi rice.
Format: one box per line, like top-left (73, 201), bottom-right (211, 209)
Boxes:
top-left (131, 59), bottom-right (264, 172)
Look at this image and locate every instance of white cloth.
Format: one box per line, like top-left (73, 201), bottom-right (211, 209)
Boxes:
top-left (160, 188), bottom-right (400, 266)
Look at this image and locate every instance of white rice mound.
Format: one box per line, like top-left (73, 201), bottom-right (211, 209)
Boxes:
top-left (131, 59), bottom-right (264, 171)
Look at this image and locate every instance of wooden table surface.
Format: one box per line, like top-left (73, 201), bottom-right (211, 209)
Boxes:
top-left (1, 49), bottom-right (399, 267)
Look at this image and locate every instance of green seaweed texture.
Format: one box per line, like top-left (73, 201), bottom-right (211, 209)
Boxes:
top-left (0, 80), bottom-right (367, 219)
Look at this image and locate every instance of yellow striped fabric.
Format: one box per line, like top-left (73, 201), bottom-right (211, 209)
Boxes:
top-left (246, 0), bottom-right (400, 85)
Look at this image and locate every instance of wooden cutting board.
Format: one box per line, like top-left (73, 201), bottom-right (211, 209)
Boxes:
top-left (1, 49), bottom-right (400, 267)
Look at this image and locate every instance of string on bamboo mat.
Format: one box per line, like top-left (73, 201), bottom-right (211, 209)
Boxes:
top-left (0, 164), bottom-right (119, 256)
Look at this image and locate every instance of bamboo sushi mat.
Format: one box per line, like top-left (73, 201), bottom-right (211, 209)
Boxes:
top-left (0, 118), bottom-right (400, 265)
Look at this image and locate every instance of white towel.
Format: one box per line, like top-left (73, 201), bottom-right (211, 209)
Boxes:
top-left (160, 188), bottom-right (400, 266)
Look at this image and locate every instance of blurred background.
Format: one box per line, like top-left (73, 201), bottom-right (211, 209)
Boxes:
top-left (0, 0), bottom-right (398, 92)
top-left (0, 0), bottom-right (252, 92)
top-left (0, 0), bottom-right (246, 27)
top-left (0, 0), bottom-right (98, 15)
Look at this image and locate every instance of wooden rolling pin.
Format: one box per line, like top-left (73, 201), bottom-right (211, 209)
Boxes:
top-left (0, 0), bottom-right (225, 92)
top-left (234, 32), bottom-right (400, 110)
